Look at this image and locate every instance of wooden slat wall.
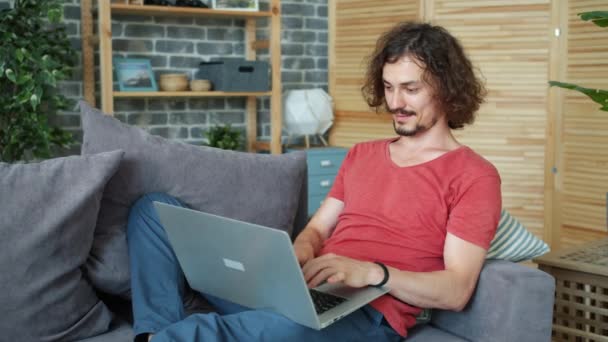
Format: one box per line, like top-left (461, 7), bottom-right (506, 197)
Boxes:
top-left (330, 0), bottom-right (551, 242)
top-left (431, 0), bottom-right (551, 241)
top-left (328, 0), bottom-right (419, 146)
top-left (329, 0), bottom-right (608, 250)
top-left (557, 0), bottom-right (608, 247)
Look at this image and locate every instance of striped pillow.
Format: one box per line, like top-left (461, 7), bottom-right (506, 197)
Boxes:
top-left (486, 209), bottom-right (550, 262)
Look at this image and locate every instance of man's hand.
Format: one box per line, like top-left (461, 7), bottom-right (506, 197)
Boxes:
top-left (302, 253), bottom-right (384, 289)
top-left (293, 240), bottom-right (316, 266)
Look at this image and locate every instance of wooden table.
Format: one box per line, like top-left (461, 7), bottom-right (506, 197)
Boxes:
top-left (534, 238), bottom-right (608, 341)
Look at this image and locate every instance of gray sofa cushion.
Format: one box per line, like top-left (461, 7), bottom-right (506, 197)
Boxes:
top-left (77, 318), bottom-right (134, 342)
top-left (0, 150), bottom-right (124, 342)
top-left (406, 325), bottom-right (468, 341)
top-left (431, 260), bottom-right (555, 342)
top-left (79, 101), bottom-right (307, 297)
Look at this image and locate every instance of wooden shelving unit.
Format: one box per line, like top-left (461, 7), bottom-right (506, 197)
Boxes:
top-left (109, 3), bottom-right (272, 18)
top-left (113, 91), bottom-right (272, 98)
top-left (80, 0), bottom-right (283, 154)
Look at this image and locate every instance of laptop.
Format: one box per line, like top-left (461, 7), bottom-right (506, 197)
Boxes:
top-left (153, 202), bottom-right (389, 330)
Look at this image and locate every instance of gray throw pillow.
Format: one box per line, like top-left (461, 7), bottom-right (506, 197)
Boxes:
top-left (0, 150), bottom-right (124, 342)
top-left (79, 101), bottom-right (307, 297)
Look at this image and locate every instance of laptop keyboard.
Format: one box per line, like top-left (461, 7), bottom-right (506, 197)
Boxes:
top-left (309, 289), bottom-right (347, 314)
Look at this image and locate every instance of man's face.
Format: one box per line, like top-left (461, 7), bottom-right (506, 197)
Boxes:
top-left (382, 56), bottom-right (443, 137)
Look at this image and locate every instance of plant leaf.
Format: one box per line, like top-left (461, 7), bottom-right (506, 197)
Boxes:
top-left (48, 8), bottom-right (61, 23)
top-left (579, 11), bottom-right (608, 27)
top-left (5, 68), bottom-right (16, 83)
top-left (549, 81), bottom-right (608, 112)
top-left (30, 94), bottom-right (39, 109)
top-left (15, 48), bottom-right (24, 62)
top-left (17, 73), bottom-right (32, 85)
top-left (41, 54), bottom-right (50, 67)
top-left (43, 70), bottom-right (57, 87)
top-left (35, 87), bottom-right (43, 103)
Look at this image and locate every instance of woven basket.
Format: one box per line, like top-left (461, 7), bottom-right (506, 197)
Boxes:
top-left (159, 73), bottom-right (188, 91)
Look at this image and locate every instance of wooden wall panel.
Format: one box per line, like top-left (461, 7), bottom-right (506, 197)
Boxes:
top-left (328, 0), bottom-right (608, 250)
top-left (557, 0), bottom-right (608, 245)
top-left (430, 0), bottom-right (552, 241)
top-left (328, 0), bottom-right (418, 147)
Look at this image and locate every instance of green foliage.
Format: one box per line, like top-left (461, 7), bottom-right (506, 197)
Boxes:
top-left (548, 81), bottom-right (608, 112)
top-left (205, 124), bottom-right (243, 151)
top-left (580, 11), bottom-right (608, 27)
top-left (549, 11), bottom-right (608, 112)
top-left (0, 0), bottom-right (76, 162)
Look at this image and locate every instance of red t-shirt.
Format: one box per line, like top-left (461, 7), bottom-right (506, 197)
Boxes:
top-left (320, 138), bottom-right (501, 337)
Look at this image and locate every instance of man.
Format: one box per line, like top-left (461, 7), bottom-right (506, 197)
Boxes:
top-left (127, 22), bottom-right (501, 341)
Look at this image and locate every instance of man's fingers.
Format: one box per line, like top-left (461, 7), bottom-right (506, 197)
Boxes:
top-left (297, 253), bottom-right (309, 266)
top-left (328, 272), bottom-right (345, 283)
top-left (302, 254), bottom-right (349, 286)
top-left (302, 257), bottom-right (332, 281)
top-left (308, 267), bottom-right (337, 288)
top-left (304, 260), bottom-right (332, 285)
top-left (302, 259), bottom-right (318, 282)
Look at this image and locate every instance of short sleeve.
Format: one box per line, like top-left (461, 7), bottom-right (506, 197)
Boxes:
top-left (447, 175), bottom-right (502, 250)
top-left (327, 147), bottom-right (355, 202)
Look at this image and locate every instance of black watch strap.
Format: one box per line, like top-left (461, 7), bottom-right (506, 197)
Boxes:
top-left (372, 261), bottom-right (389, 287)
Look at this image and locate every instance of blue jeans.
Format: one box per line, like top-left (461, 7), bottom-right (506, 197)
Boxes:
top-left (127, 193), bottom-right (401, 342)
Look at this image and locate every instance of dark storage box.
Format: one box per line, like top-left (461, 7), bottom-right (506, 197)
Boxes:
top-left (197, 59), bottom-right (270, 92)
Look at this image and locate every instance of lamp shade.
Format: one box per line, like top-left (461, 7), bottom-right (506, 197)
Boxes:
top-left (283, 88), bottom-right (334, 136)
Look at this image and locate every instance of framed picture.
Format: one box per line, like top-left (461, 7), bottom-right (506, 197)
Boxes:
top-left (212, 0), bottom-right (259, 11)
top-left (114, 58), bottom-right (157, 92)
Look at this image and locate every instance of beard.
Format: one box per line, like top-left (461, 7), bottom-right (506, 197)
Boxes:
top-left (388, 107), bottom-right (424, 137)
top-left (393, 121), bottom-right (426, 136)
top-left (389, 108), bottom-right (439, 137)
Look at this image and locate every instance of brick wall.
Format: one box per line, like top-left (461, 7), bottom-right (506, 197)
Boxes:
top-left (0, 0), bottom-right (328, 154)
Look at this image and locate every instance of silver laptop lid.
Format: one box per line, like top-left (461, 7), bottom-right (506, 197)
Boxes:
top-left (153, 202), bottom-right (321, 328)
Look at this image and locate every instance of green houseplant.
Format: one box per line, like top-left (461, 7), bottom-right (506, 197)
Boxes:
top-left (549, 11), bottom-right (608, 111)
top-left (0, 0), bottom-right (76, 162)
top-left (205, 124), bottom-right (243, 150)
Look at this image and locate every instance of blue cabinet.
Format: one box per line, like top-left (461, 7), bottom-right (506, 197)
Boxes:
top-left (304, 148), bottom-right (347, 216)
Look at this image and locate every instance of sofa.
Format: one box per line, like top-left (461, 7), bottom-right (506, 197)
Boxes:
top-left (0, 101), bottom-right (555, 341)
top-left (80, 261), bottom-right (555, 342)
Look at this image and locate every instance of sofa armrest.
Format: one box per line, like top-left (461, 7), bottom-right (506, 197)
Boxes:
top-left (431, 260), bottom-right (555, 342)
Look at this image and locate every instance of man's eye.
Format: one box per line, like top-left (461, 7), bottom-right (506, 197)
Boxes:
top-left (406, 88), bottom-right (419, 93)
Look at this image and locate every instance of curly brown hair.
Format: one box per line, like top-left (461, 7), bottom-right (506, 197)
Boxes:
top-left (361, 22), bottom-right (486, 129)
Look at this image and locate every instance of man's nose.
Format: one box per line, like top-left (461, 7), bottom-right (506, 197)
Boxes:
top-left (388, 92), bottom-right (405, 111)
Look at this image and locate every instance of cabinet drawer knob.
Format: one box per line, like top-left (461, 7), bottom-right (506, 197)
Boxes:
top-left (320, 180), bottom-right (331, 187)
top-left (320, 160), bottom-right (333, 167)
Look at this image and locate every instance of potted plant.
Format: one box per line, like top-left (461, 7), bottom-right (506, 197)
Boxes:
top-left (0, 0), bottom-right (76, 162)
top-left (205, 124), bottom-right (243, 150)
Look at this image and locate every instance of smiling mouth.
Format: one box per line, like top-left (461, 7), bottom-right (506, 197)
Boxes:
top-left (389, 107), bottom-right (416, 116)
top-left (393, 112), bottom-right (416, 123)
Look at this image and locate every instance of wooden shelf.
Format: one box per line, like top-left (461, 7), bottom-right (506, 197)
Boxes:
top-left (113, 91), bottom-right (272, 98)
top-left (82, 0), bottom-right (283, 154)
top-left (111, 4), bottom-right (273, 18)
